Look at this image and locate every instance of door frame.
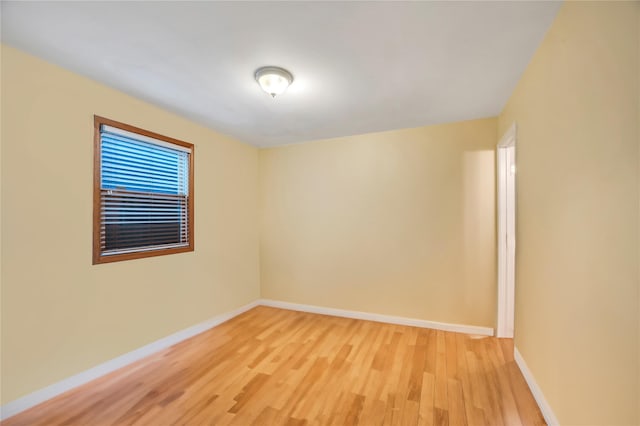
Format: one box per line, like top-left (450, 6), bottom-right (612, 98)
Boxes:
top-left (497, 123), bottom-right (517, 338)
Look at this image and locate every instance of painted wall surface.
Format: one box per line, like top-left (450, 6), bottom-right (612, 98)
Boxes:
top-left (0, 43), bottom-right (4, 408)
top-left (0, 46), bottom-right (261, 404)
top-left (498, 2), bottom-right (639, 424)
top-left (260, 118), bottom-right (497, 327)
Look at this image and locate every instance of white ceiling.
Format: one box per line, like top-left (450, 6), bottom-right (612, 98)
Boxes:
top-left (1, 1), bottom-right (561, 147)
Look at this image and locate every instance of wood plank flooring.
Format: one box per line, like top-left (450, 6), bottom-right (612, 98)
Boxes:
top-left (3, 306), bottom-right (545, 425)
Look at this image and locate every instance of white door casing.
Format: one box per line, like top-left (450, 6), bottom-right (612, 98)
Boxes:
top-left (497, 123), bottom-right (516, 338)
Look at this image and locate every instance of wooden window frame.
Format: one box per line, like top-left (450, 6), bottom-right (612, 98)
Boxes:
top-left (93, 115), bottom-right (194, 264)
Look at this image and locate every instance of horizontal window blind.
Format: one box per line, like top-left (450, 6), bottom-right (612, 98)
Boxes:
top-left (99, 125), bottom-right (191, 256)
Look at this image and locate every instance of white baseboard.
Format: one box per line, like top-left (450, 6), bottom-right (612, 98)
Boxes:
top-left (513, 347), bottom-right (559, 426)
top-left (0, 300), bottom-right (260, 421)
top-left (258, 299), bottom-right (494, 336)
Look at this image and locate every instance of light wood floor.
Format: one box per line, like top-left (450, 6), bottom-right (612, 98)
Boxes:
top-left (3, 306), bottom-right (545, 426)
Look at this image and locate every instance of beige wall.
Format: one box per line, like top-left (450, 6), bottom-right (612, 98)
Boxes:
top-left (498, 2), bottom-right (639, 424)
top-left (260, 118), bottom-right (497, 327)
top-left (0, 43), bottom-right (4, 407)
top-left (0, 46), bottom-right (261, 404)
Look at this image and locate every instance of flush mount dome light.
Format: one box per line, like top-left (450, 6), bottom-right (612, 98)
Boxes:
top-left (255, 66), bottom-right (294, 98)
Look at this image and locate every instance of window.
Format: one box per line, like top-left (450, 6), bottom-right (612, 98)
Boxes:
top-left (93, 116), bottom-right (194, 264)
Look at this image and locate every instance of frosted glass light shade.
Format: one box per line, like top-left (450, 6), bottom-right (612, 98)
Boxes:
top-left (255, 66), bottom-right (293, 98)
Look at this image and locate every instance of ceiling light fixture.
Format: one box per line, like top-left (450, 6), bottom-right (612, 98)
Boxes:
top-left (255, 66), bottom-right (294, 98)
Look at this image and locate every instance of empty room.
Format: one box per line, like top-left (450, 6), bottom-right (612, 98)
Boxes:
top-left (1, 1), bottom-right (639, 425)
